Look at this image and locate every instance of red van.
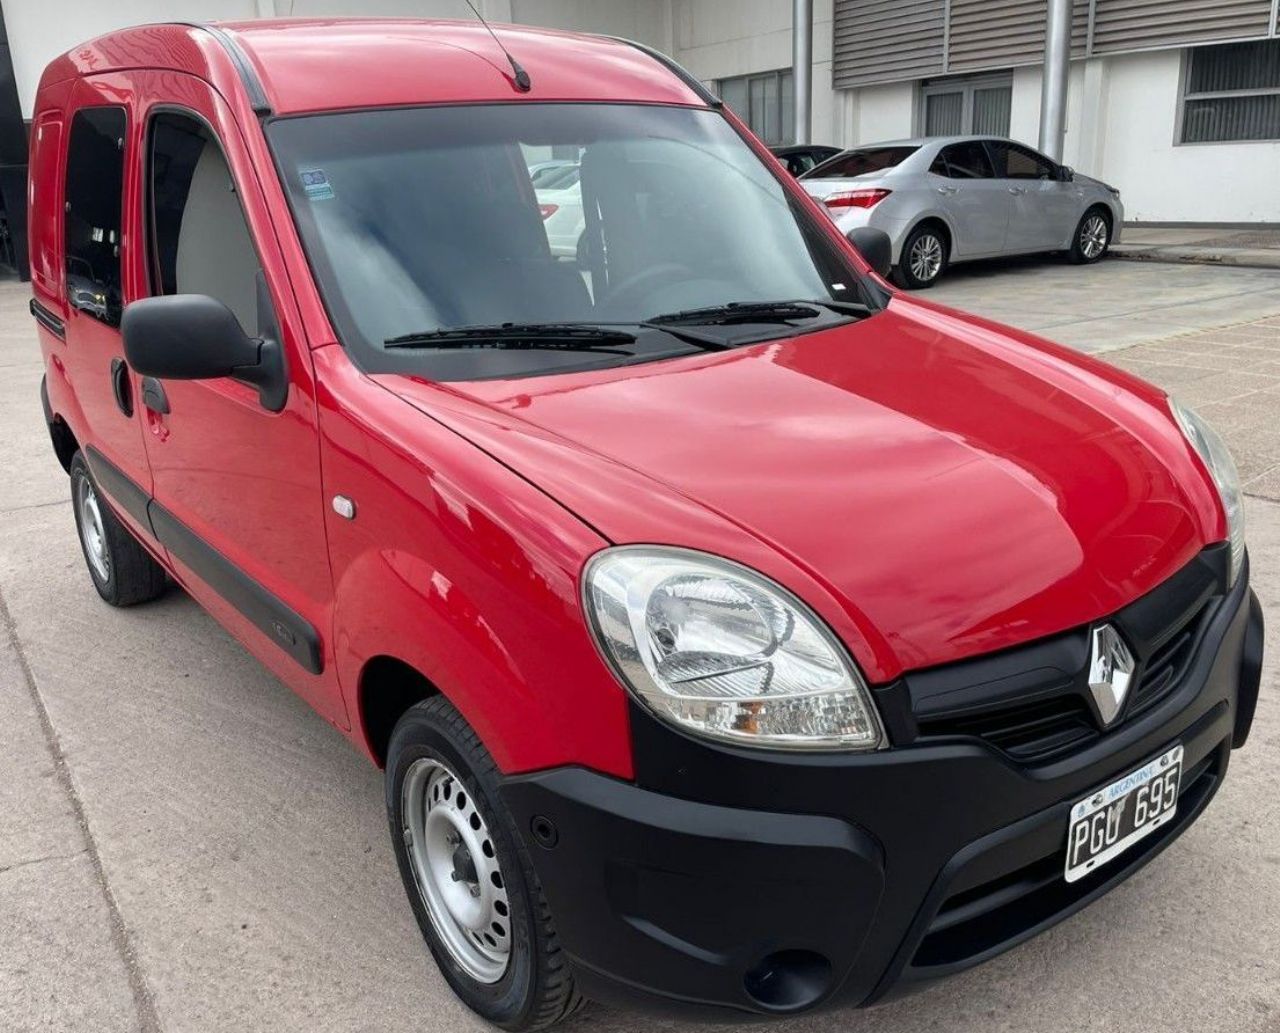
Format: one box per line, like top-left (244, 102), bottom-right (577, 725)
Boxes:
top-left (31, 19), bottom-right (1263, 1030)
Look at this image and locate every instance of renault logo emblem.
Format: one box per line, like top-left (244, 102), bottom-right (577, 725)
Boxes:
top-left (1088, 624), bottom-right (1135, 727)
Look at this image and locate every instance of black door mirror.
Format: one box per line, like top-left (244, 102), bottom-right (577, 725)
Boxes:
top-left (846, 226), bottom-right (892, 279)
top-left (1059, 165), bottom-right (1075, 182)
top-left (121, 292), bottom-right (288, 411)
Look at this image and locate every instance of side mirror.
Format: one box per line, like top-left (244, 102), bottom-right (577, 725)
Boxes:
top-left (1060, 165), bottom-right (1075, 182)
top-left (846, 226), bottom-right (892, 280)
top-left (121, 292), bottom-right (287, 412)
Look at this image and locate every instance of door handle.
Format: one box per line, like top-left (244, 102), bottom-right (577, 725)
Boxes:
top-left (936, 186), bottom-right (959, 195)
top-left (1008, 186), bottom-right (1024, 195)
top-left (109, 357), bottom-right (133, 416)
top-left (140, 376), bottom-right (170, 415)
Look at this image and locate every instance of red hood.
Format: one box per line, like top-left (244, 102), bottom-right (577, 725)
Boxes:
top-left (376, 298), bottom-right (1222, 682)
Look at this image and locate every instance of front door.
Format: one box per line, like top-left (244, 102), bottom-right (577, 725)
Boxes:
top-left (127, 74), bottom-right (343, 725)
top-left (985, 141), bottom-right (1077, 251)
top-left (927, 139), bottom-right (1010, 258)
top-left (61, 81), bottom-right (153, 538)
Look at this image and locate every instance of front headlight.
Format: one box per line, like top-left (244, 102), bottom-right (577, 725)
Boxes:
top-left (583, 546), bottom-right (884, 750)
top-left (1169, 397), bottom-right (1245, 583)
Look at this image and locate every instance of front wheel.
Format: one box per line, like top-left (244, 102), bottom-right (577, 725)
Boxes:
top-left (893, 224), bottom-right (949, 289)
top-left (1068, 208), bottom-right (1111, 264)
top-left (387, 697), bottom-right (583, 1030)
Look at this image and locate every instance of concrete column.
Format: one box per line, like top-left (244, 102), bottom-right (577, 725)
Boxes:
top-left (793, 0), bottom-right (813, 144)
top-left (1075, 57), bottom-right (1109, 175)
top-left (1038, 0), bottom-right (1071, 159)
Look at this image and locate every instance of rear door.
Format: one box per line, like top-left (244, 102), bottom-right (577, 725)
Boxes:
top-left (128, 74), bottom-right (342, 723)
top-left (61, 81), bottom-right (153, 536)
top-left (985, 141), bottom-right (1077, 251)
top-left (926, 140), bottom-right (1010, 257)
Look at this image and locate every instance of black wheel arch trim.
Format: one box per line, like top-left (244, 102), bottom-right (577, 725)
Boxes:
top-left (82, 445), bottom-right (322, 673)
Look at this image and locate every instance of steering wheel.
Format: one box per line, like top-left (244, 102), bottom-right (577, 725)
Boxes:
top-left (600, 263), bottom-right (696, 316)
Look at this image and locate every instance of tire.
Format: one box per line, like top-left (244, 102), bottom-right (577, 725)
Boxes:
top-left (69, 451), bottom-right (168, 607)
top-left (387, 697), bottom-right (583, 1031)
top-left (893, 223), bottom-right (949, 289)
top-left (1068, 207), bottom-right (1111, 264)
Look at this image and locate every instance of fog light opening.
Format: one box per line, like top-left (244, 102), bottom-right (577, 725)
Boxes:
top-left (743, 949), bottom-right (832, 1011)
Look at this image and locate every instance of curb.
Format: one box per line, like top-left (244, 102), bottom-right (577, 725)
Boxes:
top-left (1110, 246), bottom-right (1280, 271)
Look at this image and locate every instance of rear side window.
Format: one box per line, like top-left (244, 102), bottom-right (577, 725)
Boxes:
top-left (148, 112), bottom-right (262, 333)
top-left (805, 146), bottom-right (918, 178)
top-left (987, 141), bottom-right (1057, 180)
top-left (64, 106), bottom-right (126, 326)
top-left (930, 141), bottom-right (995, 179)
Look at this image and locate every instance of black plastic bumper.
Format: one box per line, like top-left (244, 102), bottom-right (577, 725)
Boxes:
top-left (500, 560), bottom-right (1263, 1020)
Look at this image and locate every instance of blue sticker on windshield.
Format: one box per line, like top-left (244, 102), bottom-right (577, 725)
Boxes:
top-left (300, 168), bottom-right (334, 201)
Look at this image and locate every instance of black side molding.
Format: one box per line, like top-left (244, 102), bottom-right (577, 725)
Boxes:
top-left (31, 298), bottom-right (65, 340)
top-left (82, 446), bottom-right (322, 674)
top-left (84, 446), bottom-right (153, 531)
top-left (176, 22), bottom-right (272, 115)
top-left (148, 502), bottom-right (323, 674)
top-left (604, 36), bottom-right (722, 108)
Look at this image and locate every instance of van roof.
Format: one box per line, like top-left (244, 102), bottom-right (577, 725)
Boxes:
top-left (38, 19), bottom-right (708, 117)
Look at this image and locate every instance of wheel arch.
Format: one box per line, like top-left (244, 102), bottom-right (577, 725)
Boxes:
top-left (898, 214), bottom-right (954, 265)
top-left (358, 654), bottom-right (442, 768)
top-left (1084, 200), bottom-right (1114, 229)
top-left (41, 375), bottom-right (80, 473)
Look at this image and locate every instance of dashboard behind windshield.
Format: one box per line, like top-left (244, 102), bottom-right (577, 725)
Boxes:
top-left (268, 103), bottom-right (871, 380)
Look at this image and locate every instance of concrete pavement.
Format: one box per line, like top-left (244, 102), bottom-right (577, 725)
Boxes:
top-left (1, 266), bottom-right (1279, 1033)
top-left (931, 254), bottom-right (1280, 351)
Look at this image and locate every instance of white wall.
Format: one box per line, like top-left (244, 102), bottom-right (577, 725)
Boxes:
top-left (847, 81), bottom-right (915, 144)
top-left (1096, 49), bottom-right (1280, 222)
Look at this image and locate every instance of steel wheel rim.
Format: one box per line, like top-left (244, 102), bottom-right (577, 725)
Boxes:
top-left (76, 476), bottom-right (110, 582)
top-left (402, 758), bottom-right (511, 983)
top-left (1081, 215), bottom-right (1108, 259)
top-left (909, 234), bottom-right (943, 281)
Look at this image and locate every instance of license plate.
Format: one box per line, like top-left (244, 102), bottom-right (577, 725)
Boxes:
top-left (1064, 744), bottom-right (1183, 883)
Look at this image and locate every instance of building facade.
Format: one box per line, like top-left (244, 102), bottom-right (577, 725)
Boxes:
top-left (2, 0), bottom-right (1278, 233)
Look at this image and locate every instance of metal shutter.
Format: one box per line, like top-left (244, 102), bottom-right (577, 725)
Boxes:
top-left (947, 0), bottom-right (1090, 71)
top-left (1091, 0), bottom-right (1274, 54)
top-left (833, 0), bottom-right (945, 88)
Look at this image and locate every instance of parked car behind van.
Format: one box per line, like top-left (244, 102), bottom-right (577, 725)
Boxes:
top-left (32, 19), bottom-right (1262, 1032)
top-left (769, 142), bottom-right (841, 176)
top-left (801, 136), bottom-right (1124, 288)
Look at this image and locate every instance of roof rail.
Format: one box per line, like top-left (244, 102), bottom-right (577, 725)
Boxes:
top-left (176, 22), bottom-right (272, 115)
top-left (604, 37), bottom-right (721, 108)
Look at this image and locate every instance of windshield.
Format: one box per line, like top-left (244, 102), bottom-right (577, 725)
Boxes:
top-left (269, 103), bottom-right (872, 380)
top-left (805, 146), bottom-right (919, 179)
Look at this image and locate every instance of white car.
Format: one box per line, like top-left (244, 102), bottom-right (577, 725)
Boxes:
top-left (800, 136), bottom-right (1124, 289)
top-left (534, 164), bottom-right (584, 259)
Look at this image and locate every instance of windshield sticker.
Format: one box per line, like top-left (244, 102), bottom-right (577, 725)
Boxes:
top-left (300, 169), bottom-right (334, 201)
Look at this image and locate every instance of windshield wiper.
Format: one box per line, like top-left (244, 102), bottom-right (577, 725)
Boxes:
top-left (385, 323), bottom-right (636, 351)
top-left (385, 321), bottom-right (731, 352)
top-left (646, 299), bottom-right (871, 327)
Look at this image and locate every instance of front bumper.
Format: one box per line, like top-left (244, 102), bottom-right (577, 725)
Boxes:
top-left (500, 554), bottom-right (1263, 1020)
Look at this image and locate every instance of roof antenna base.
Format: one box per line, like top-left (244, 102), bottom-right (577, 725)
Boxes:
top-left (462, 0), bottom-right (534, 93)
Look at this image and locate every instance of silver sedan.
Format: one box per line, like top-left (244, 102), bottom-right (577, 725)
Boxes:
top-left (799, 136), bottom-right (1124, 289)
